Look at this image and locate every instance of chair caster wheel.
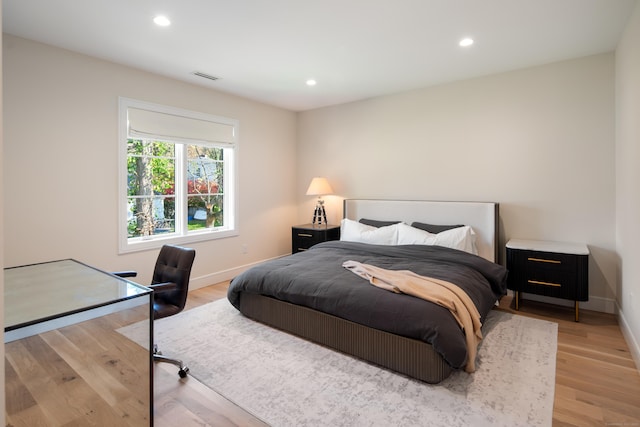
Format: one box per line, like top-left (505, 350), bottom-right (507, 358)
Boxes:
top-left (179, 367), bottom-right (189, 378)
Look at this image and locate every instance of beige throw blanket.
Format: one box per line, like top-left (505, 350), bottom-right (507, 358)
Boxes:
top-left (342, 260), bottom-right (483, 373)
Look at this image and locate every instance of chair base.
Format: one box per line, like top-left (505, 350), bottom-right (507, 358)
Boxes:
top-left (154, 346), bottom-right (189, 378)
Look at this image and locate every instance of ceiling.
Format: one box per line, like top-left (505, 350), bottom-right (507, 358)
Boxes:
top-left (3, 0), bottom-right (637, 111)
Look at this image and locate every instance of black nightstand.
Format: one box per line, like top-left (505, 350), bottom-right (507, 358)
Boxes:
top-left (506, 239), bottom-right (589, 321)
top-left (292, 224), bottom-right (340, 253)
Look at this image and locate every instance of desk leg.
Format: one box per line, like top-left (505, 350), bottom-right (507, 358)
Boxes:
top-left (514, 291), bottom-right (520, 310)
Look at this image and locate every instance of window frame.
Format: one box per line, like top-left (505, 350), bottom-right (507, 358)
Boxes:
top-left (118, 97), bottom-right (239, 253)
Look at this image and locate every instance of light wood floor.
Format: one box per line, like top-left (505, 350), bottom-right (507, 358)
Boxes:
top-left (5, 303), bottom-right (153, 426)
top-left (6, 280), bottom-right (640, 426)
top-left (155, 281), bottom-right (640, 427)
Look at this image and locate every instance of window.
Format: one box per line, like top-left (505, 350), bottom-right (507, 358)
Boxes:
top-left (119, 98), bottom-right (238, 253)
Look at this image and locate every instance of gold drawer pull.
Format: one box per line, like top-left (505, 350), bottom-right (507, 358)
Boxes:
top-left (528, 280), bottom-right (561, 287)
top-left (527, 257), bottom-right (561, 264)
top-left (297, 233), bottom-right (313, 237)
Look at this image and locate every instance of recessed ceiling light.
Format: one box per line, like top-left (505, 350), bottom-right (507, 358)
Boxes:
top-left (153, 15), bottom-right (171, 27)
top-left (459, 38), bottom-right (474, 47)
top-left (306, 79), bottom-right (317, 86)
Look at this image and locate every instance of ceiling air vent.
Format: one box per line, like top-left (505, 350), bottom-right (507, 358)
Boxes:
top-left (193, 71), bottom-right (221, 81)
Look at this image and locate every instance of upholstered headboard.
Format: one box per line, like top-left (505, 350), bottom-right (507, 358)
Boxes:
top-left (343, 199), bottom-right (499, 263)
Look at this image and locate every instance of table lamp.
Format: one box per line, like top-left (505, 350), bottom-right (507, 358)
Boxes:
top-left (306, 177), bottom-right (333, 226)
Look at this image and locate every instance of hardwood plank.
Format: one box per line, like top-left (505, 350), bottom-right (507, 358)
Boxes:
top-left (59, 323), bottom-right (150, 398)
top-left (6, 404), bottom-right (53, 427)
top-left (154, 362), bottom-right (267, 427)
top-left (39, 330), bottom-right (133, 407)
top-left (6, 336), bottom-right (96, 425)
top-left (5, 309), bottom-right (152, 426)
top-left (4, 355), bottom-right (39, 416)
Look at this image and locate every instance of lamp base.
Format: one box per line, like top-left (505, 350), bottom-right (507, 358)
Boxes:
top-left (312, 200), bottom-right (328, 226)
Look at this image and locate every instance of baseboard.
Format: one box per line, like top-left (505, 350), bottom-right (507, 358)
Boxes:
top-left (514, 291), bottom-right (616, 314)
top-left (617, 305), bottom-right (640, 373)
top-left (188, 253), bottom-right (290, 291)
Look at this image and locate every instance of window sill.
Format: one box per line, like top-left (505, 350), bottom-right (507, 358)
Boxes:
top-left (119, 228), bottom-right (238, 254)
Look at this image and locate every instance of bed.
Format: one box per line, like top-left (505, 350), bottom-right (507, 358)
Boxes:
top-left (227, 199), bottom-right (508, 383)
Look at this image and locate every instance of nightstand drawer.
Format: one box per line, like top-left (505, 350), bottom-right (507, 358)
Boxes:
top-left (293, 231), bottom-right (325, 249)
top-left (292, 224), bottom-right (340, 253)
top-left (520, 267), bottom-right (576, 299)
top-left (523, 251), bottom-right (577, 272)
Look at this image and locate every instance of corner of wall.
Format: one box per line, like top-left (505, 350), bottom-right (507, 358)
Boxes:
top-left (618, 306), bottom-right (640, 372)
top-left (1, 2), bottom-right (7, 423)
top-left (615, 0), bottom-right (640, 375)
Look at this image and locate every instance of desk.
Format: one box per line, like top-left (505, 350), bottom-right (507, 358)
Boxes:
top-left (4, 259), bottom-right (154, 426)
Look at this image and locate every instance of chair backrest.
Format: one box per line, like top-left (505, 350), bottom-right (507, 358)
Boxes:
top-left (152, 244), bottom-right (196, 319)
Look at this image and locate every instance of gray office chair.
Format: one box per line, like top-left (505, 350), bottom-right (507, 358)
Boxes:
top-left (115, 244), bottom-right (196, 378)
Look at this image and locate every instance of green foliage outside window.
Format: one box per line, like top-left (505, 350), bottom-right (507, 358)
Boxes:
top-left (127, 139), bottom-right (224, 238)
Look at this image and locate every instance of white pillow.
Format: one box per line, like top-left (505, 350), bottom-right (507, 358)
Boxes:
top-left (397, 222), bottom-right (478, 255)
top-left (433, 226), bottom-right (478, 255)
top-left (396, 222), bottom-right (436, 244)
top-left (340, 218), bottom-right (399, 245)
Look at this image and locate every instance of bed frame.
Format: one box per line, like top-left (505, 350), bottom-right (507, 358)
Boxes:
top-left (238, 199), bottom-right (499, 383)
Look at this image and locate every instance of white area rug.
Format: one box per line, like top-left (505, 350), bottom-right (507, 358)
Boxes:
top-left (119, 299), bottom-right (557, 427)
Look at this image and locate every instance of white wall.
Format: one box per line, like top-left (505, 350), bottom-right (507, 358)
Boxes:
top-left (3, 35), bottom-right (298, 286)
top-left (297, 53), bottom-right (617, 309)
top-left (1, 1), bottom-right (6, 423)
top-left (616, 2), bottom-right (640, 368)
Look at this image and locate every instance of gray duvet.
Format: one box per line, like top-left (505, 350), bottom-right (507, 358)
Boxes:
top-left (227, 241), bottom-right (508, 370)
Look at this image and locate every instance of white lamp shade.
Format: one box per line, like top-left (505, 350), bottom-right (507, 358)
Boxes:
top-left (306, 177), bottom-right (333, 196)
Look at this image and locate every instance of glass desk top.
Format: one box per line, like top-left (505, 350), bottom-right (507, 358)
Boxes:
top-left (4, 258), bottom-right (151, 331)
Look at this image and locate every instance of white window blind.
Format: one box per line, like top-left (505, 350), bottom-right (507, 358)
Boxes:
top-left (127, 107), bottom-right (235, 147)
